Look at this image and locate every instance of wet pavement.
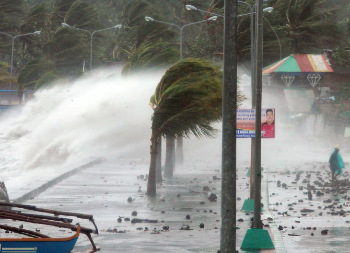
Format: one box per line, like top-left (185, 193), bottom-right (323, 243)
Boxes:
top-left (3, 158), bottom-right (350, 252)
top-left (267, 162), bottom-right (350, 253)
top-left (11, 159), bottom-right (270, 253)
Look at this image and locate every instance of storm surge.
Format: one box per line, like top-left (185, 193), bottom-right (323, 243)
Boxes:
top-left (0, 68), bottom-right (159, 172)
top-left (0, 66), bottom-right (346, 182)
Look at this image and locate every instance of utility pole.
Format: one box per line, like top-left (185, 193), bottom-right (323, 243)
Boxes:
top-left (253, 0), bottom-right (263, 229)
top-left (250, 6), bottom-right (256, 200)
top-left (241, 0), bottom-right (274, 250)
top-left (220, 0), bottom-right (238, 251)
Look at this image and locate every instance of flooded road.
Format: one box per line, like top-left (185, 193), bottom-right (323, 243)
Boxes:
top-left (21, 159), bottom-right (259, 253)
top-left (267, 162), bottom-right (350, 253)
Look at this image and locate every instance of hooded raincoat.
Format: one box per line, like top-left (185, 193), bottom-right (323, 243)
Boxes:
top-left (329, 149), bottom-right (344, 175)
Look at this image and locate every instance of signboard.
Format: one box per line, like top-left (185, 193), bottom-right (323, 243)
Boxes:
top-left (237, 108), bottom-right (275, 138)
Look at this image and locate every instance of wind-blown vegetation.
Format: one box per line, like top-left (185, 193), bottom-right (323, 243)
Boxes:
top-left (147, 58), bottom-right (245, 196)
top-left (0, 0), bottom-right (348, 88)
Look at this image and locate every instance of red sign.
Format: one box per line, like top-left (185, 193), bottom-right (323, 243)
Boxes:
top-left (237, 108), bottom-right (275, 138)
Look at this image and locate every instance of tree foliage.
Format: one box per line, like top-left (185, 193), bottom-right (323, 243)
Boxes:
top-left (17, 58), bottom-right (55, 90)
top-left (0, 0), bottom-right (348, 89)
top-left (115, 0), bottom-right (177, 62)
top-left (0, 0), bottom-right (24, 32)
top-left (20, 3), bottom-right (50, 34)
top-left (43, 28), bottom-right (88, 75)
top-left (332, 47), bottom-right (350, 66)
top-left (152, 58), bottom-right (224, 139)
top-left (0, 0), bottom-right (24, 56)
top-left (147, 58), bottom-right (245, 196)
top-left (65, 1), bottom-right (100, 30)
top-left (35, 71), bottom-right (58, 90)
top-left (0, 61), bottom-right (15, 87)
top-left (271, 0), bottom-right (345, 54)
top-left (147, 58), bottom-right (224, 196)
top-left (19, 3), bottom-right (50, 60)
top-left (121, 40), bottom-right (178, 75)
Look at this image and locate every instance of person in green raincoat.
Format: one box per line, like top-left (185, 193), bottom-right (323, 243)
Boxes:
top-left (329, 145), bottom-right (345, 182)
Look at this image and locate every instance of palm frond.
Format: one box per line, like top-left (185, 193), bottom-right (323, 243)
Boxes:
top-left (151, 59), bottom-right (222, 139)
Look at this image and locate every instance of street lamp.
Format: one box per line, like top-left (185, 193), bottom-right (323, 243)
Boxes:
top-left (144, 16), bottom-right (155, 22)
top-left (185, 5), bottom-right (224, 18)
top-left (186, 4), bottom-right (280, 61)
top-left (186, 4), bottom-right (272, 17)
top-left (61, 23), bottom-right (122, 70)
top-left (0, 31), bottom-right (41, 76)
top-left (185, 3), bottom-right (273, 100)
top-left (186, 3), bottom-right (280, 211)
top-left (145, 16), bottom-right (217, 60)
top-left (185, 3), bottom-right (274, 198)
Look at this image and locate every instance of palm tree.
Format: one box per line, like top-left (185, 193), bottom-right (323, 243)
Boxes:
top-left (17, 58), bottom-right (55, 91)
top-left (0, 0), bottom-right (24, 61)
top-left (114, 0), bottom-right (177, 62)
top-left (147, 58), bottom-right (245, 196)
top-left (271, 0), bottom-right (345, 54)
top-left (121, 40), bottom-right (178, 75)
top-left (149, 94), bottom-right (163, 184)
top-left (43, 1), bottom-right (102, 75)
top-left (0, 62), bottom-right (15, 89)
top-left (0, 0), bottom-right (24, 33)
top-left (19, 3), bottom-right (51, 63)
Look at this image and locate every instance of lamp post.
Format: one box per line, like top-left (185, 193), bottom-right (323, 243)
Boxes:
top-left (61, 23), bottom-right (122, 70)
top-left (241, 0), bottom-right (275, 250)
top-left (185, 3), bottom-right (274, 105)
top-left (145, 16), bottom-right (218, 60)
top-left (186, 4), bottom-right (280, 62)
top-left (253, 0), bottom-right (264, 230)
top-left (0, 31), bottom-right (41, 76)
top-left (186, 3), bottom-right (277, 201)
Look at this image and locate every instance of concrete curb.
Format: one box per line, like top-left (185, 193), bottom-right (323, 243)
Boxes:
top-left (262, 169), bottom-right (286, 253)
top-left (13, 159), bottom-right (103, 204)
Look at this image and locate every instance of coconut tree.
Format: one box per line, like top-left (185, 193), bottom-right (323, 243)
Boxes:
top-left (0, 0), bottom-right (24, 61)
top-left (43, 1), bottom-right (102, 76)
top-left (17, 58), bottom-right (55, 91)
top-left (0, 0), bottom-right (24, 33)
top-left (149, 94), bottom-right (163, 184)
top-left (271, 0), bottom-right (345, 54)
top-left (19, 3), bottom-right (51, 63)
top-left (122, 40), bottom-right (178, 75)
top-left (147, 58), bottom-right (245, 196)
top-left (0, 62), bottom-right (16, 89)
top-left (114, 0), bottom-right (171, 61)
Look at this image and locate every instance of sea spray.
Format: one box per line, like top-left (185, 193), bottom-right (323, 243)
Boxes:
top-left (0, 68), bottom-right (161, 173)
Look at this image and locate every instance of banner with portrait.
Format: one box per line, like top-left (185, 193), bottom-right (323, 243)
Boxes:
top-left (236, 108), bottom-right (275, 138)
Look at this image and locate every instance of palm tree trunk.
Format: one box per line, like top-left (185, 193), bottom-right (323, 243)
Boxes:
top-left (176, 137), bottom-right (184, 165)
top-left (156, 136), bottom-right (162, 183)
top-left (147, 132), bottom-right (158, 197)
top-left (164, 135), bottom-right (175, 178)
top-left (172, 137), bottom-right (176, 170)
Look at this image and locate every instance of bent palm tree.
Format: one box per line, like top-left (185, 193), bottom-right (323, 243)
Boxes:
top-left (147, 58), bottom-right (244, 196)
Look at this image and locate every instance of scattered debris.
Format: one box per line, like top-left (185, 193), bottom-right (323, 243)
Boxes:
top-left (131, 218), bottom-right (158, 224)
top-left (208, 192), bottom-right (217, 202)
top-left (180, 225), bottom-right (192, 230)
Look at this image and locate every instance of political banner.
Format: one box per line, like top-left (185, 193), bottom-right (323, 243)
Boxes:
top-left (237, 108), bottom-right (275, 138)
